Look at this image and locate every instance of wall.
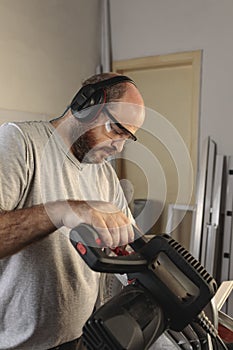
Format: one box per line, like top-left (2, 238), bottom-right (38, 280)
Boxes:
top-left (110, 0), bottom-right (233, 157)
top-left (0, 0), bottom-right (100, 120)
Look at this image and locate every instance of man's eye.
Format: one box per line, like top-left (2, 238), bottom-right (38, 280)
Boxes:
top-left (113, 129), bottom-right (122, 136)
top-left (111, 126), bottom-right (122, 136)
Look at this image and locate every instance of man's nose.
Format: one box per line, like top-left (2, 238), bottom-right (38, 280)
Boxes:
top-left (111, 139), bottom-right (125, 153)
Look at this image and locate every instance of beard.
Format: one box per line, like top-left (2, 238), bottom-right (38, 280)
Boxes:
top-left (71, 128), bottom-right (116, 164)
top-left (71, 128), bottom-right (96, 163)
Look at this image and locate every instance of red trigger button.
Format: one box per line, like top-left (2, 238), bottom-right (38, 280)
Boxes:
top-left (95, 238), bottom-right (102, 246)
top-left (76, 242), bottom-right (87, 255)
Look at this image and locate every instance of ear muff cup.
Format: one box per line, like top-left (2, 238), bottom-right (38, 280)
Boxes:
top-left (70, 75), bottom-right (136, 123)
top-left (71, 89), bottom-right (106, 123)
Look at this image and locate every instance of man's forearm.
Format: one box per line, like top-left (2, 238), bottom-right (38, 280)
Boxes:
top-left (0, 203), bottom-right (59, 258)
top-left (0, 199), bottom-right (135, 259)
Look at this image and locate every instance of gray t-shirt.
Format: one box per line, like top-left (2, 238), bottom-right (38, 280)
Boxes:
top-left (0, 121), bottom-right (133, 350)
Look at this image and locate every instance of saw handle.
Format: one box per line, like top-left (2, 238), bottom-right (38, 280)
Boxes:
top-left (69, 223), bottom-right (148, 273)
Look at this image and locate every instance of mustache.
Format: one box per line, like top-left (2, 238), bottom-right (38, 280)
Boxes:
top-left (71, 130), bottom-right (117, 162)
top-left (95, 145), bottom-right (116, 153)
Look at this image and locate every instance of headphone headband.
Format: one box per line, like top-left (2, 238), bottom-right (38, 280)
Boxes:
top-left (83, 75), bottom-right (135, 91)
top-left (70, 75), bottom-right (136, 122)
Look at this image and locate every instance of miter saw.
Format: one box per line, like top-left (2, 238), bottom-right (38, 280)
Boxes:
top-left (70, 224), bottom-right (231, 350)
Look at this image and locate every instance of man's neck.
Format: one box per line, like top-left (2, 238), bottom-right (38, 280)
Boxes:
top-left (50, 110), bottom-right (74, 150)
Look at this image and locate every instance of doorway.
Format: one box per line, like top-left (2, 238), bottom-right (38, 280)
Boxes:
top-left (113, 50), bottom-right (202, 246)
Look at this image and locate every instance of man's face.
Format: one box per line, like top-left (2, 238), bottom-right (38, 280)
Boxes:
top-left (71, 90), bottom-right (145, 164)
top-left (71, 118), bottom-right (130, 164)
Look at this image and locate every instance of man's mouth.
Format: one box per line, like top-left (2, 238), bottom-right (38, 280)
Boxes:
top-left (97, 146), bottom-right (116, 156)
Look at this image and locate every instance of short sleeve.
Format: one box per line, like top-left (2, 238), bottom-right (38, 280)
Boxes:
top-left (0, 123), bottom-right (29, 210)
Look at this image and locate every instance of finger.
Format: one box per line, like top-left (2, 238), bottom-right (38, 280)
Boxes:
top-left (123, 222), bottom-right (135, 245)
top-left (107, 225), bottom-right (120, 248)
top-left (95, 225), bottom-right (113, 247)
top-left (108, 220), bottom-right (134, 248)
top-left (106, 218), bottom-right (133, 247)
top-left (118, 223), bottom-right (130, 246)
top-left (107, 215), bottom-right (132, 247)
top-left (91, 213), bottom-right (114, 247)
top-left (105, 215), bottom-right (122, 247)
top-left (128, 223), bottom-right (135, 242)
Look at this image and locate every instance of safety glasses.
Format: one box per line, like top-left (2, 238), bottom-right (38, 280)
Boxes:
top-left (103, 107), bottom-right (137, 142)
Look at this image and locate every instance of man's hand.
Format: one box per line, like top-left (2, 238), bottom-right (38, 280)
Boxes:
top-left (59, 200), bottom-right (135, 248)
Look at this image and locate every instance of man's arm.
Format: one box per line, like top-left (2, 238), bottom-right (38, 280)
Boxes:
top-left (0, 200), bottom-right (135, 259)
top-left (0, 204), bottom-right (58, 258)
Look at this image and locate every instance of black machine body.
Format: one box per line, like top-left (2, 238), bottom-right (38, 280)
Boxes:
top-left (69, 224), bottom-right (227, 350)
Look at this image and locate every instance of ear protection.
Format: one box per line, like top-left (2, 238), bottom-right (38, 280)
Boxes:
top-left (70, 75), bottom-right (136, 122)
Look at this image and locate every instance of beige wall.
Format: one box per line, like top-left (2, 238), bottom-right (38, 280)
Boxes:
top-left (110, 0), bottom-right (233, 158)
top-left (0, 0), bottom-right (100, 121)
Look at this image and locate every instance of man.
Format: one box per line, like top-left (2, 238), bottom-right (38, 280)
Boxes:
top-left (0, 73), bottom-right (145, 349)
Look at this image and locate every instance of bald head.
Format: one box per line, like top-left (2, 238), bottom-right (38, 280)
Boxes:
top-left (106, 82), bottom-right (145, 135)
top-left (77, 72), bottom-right (145, 137)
